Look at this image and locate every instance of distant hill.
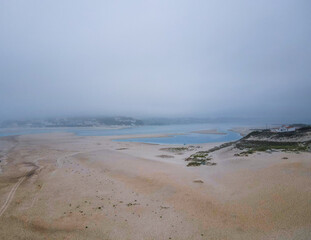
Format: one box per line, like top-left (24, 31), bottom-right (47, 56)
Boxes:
top-left (242, 126), bottom-right (311, 143)
top-left (185, 126), bottom-right (311, 166)
top-left (0, 116), bottom-right (144, 128)
top-left (142, 117), bottom-right (252, 125)
top-left (234, 126), bottom-right (311, 154)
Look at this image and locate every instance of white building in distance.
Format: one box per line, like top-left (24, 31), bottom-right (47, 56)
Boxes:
top-left (271, 125), bottom-right (296, 133)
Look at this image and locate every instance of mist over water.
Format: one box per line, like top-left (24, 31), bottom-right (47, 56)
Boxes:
top-left (0, 1), bottom-right (311, 123)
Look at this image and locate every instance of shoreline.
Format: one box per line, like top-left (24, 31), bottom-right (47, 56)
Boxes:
top-left (0, 128), bottom-right (241, 145)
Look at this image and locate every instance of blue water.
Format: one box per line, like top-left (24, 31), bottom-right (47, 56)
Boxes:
top-left (0, 128), bottom-right (67, 137)
top-left (0, 123), bottom-right (243, 144)
top-left (116, 131), bottom-right (241, 144)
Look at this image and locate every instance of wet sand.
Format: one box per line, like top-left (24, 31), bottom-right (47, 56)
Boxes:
top-left (0, 133), bottom-right (311, 240)
top-left (191, 129), bottom-right (227, 135)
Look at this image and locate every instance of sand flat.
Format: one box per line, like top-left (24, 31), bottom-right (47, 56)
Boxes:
top-left (191, 129), bottom-right (227, 135)
top-left (0, 133), bottom-right (310, 240)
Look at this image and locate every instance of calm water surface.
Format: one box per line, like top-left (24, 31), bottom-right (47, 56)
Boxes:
top-left (0, 123), bottom-right (244, 144)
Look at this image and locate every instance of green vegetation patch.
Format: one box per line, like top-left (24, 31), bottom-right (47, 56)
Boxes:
top-left (160, 145), bottom-right (200, 153)
top-left (205, 142), bottom-right (234, 153)
top-left (187, 161), bottom-right (202, 167)
top-left (160, 147), bottom-right (189, 152)
top-left (235, 140), bottom-right (310, 155)
top-left (185, 151), bottom-right (216, 167)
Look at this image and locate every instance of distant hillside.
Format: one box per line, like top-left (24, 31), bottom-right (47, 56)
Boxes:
top-left (234, 126), bottom-right (311, 154)
top-left (142, 117), bottom-right (252, 125)
top-left (0, 116), bottom-right (144, 128)
top-left (185, 126), bottom-right (311, 166)
top-left (242, 126), bottom-right (311, 143)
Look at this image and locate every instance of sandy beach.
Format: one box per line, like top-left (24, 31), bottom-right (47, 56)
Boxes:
top-left (0, 132), bottom-right (311, 240)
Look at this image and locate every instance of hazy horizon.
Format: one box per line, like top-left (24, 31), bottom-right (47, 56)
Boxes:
top-left (1, 1), bottom-right (311, 123)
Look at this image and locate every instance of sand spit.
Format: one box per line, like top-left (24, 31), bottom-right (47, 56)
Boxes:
top-left (191, 129), bottom-right (227, 135)
top-left (0, 133), bottom-right (311, 239)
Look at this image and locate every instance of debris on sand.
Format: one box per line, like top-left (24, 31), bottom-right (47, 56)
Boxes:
top-left (160, 147), bottom-right (189, 152)
top-left (127, 202), bottom-right (140, 207)
top-left (156, 155), bottom-right (174, 158)
top-left (160, 206), bottom-right (170, 209)
top-left (193, 179), bottom-right (204, 183)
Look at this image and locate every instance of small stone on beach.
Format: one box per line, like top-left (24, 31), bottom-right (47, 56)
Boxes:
top-left (193, 179), bottom-right (204, 183)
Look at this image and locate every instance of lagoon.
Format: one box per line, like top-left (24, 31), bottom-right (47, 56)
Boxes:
top-left (0, 123), bottom-right (244, 144)
top-left (115, 130), bottom-right (241, 144)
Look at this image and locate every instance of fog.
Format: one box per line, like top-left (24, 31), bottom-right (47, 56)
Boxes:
top-left (1, 1), bottom-right (310, 122)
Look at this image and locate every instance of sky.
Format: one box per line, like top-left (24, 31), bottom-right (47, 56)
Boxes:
top-left (0, 0), bottom-right (311, 122)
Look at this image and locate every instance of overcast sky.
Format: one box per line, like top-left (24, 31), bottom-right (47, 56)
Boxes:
top-left (0, 0), bottom-right (310, 122)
